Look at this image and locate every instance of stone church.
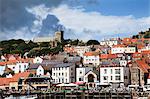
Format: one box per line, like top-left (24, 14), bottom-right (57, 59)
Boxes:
top-left (33, 31), bottom-right (64, 47)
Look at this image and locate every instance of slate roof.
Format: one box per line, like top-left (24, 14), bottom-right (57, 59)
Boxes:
top-left (54, 63), bottom-right (74, 68)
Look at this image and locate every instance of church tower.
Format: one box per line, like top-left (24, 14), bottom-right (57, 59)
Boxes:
top-left (54, 31), bottom-right (64, 43)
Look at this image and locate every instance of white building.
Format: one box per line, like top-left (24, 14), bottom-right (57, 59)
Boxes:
top-left (147, 74), bottom-right (150, 84)
top-left (76, 67), bottom-right (93, 82)
top-left (119, 60), bottom-right (127, 66)
top-left (100, 39), bottom-right (118, 47)
top-left (33, 37), bottom-right (53, 43)
top-left (111, 45), bottom-right (136, 54)
top-left (74, 46), bottom-right (91, 57)
top-left (7, 62), bottom-right (29, 74)
top-left (52, 63), bottom-right (75, 84)
top-left (100, 66), bottom-right (129, 87)
top-left (0, 66), bottom-right (6, 75)
top-left (33, 57), bottom-right (43, 64)
top-left (36, 65), bottom-right (44, 76)
top-left (83, 52), bottom-right (100, 66)
top-left (76, 67), bottom-right (99, 88)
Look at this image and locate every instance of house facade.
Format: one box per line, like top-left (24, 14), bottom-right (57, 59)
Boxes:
top-left (100, 66), bottom-right (130, 87)
top-left (83, 52), bottom-right (100, 66)
top-left (111, 45), bottom-right (136, 54)
top-left (76, 67), bottom-right (93, 82)
top-left (74, 46), bottom-right (91, 57)
top-left (52, 63), bottom-right (76, 84)
top-left (100, 39), bottom-right (118, 47)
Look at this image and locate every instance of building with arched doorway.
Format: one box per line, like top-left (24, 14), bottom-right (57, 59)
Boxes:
top-left (84, 70), bottom-right (99, 88)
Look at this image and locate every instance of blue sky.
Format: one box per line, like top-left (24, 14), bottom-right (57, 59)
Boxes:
top-left (65, 0), bottom-right (149, 18)
top-left (0, 0), bottom-right (150, 41)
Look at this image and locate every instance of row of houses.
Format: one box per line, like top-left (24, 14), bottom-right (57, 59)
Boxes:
top-left (0, 56), bottom-right (149, 91)
top-left (0, 37), bottom-right (149, 91)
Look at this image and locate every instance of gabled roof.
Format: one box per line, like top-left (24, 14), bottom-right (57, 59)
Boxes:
top-left (11, 71), bottom-right (31, 82)
top-left (0, 71), bottom-right (32, 86)
top-left (84, 70), bottom-right (97, 78)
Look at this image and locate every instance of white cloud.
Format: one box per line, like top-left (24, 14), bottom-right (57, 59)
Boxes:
top-left (2, 27), bottom-right (34, 41)
top-left (26, 4), bottom-right (51, 33)
top-left (26, 4), bottom-right (150, 41)
top-left (49, 5), bottom-right (150, 40)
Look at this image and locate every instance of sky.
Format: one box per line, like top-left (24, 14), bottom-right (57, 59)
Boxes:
top-left (0, 0), bottom-right (150, 41)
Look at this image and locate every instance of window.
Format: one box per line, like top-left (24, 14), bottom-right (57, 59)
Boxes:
top-left (111, 69), bottom-right (113, 74)
top-left (71, 68), bottom-right (73, 70)
top-left (103, 76), bottom-right (108, 80)
top-left (59, 73), bottom-right (60, 76)
top-left (111, 76), bottom-right (113, 80)
top-left (24, 65), bottom-right (26, 68)
top-left (80, 71), bottom-right (82, 74)
top-left (62, 78), bottom-right (64, 83)
top-left (115, 76), bottom-right (121, 80)
top-left (71, 72), bottom-right (73, 75)
top-left (65, 73), bottom-right (67, 77)
top-left (66, 79), bottom-right (67, 82)
top-left (62, 73), bottom-right (64, 76)
top-left (104, 69), bottom-right (107, 74)
top-left (59, 67), bottom-right (60, 70)
top-left (59, 79), bottom-right (60, 83)
top-left (53, 73), bottom-right (55, 76)
top-left (56, 73), bottom-right (57, 77)
top-left (79, 78), bottom-right (82, 81)
top-left (115, 69), bottom-right (120, 74)
top-left (124, 76), bottom-right (128, 79)
top-left (56, 79), bottom-right (58, 83)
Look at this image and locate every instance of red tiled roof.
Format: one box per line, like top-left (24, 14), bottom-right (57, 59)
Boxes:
top-left (0, 58), bottom-right (33, 66)
top-left (142, 50), bottom-right (150, 54)
top-left (112, 44), bottom-right (125, 48)
top-left (132, 52), bottom-right (142, 58)
top-left (84, 52), bottom-right (99, 56)
top-left (136, 60), bottom-right (150, 73)
top-left (100, 54), bottom-right (117, 59)
top-left (137, 44), bottom-right (145, 49)
top-left (0, 71), bottom-right (32, 86)
top-left (0, 78), bottom-right (12, 86)
top-left (131, 39), bottom-right (138, 43)
top-left (11, 71), bottom-right (31, 82)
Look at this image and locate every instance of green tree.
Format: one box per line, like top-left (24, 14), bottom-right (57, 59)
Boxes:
top-left (39, 42), bottom-right (50, 48)
top-left (144, 32), bottom-right (150, 38)
top-left (86, 40), bottom-right (100, 45)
